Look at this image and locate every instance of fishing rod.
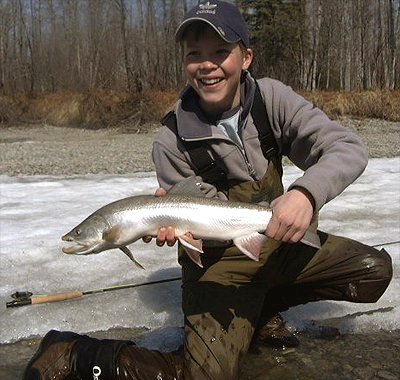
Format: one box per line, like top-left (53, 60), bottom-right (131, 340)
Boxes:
top-left (6, 239), bottom-right (399, 308)
top-left (6, 276), bottom-right (182, 308)
top-left (372, 240), bottom-right (400, 248)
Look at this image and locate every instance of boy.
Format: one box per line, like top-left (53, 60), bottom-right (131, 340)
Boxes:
top-left (24, 1), bottom-right (392, 379)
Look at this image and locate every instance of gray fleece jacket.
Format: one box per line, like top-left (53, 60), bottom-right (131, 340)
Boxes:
top-left (152, 72), bottom-right (368, 212)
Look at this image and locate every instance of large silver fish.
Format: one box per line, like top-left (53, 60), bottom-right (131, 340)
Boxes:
top-left (61, 194), bottom-right (273, 268)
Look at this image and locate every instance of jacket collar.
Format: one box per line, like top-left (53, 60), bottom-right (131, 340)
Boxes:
top-left (175, 71), bottom-right (256, 140)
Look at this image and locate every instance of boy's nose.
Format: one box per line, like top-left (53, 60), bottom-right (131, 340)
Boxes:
top-left (199, 59), bottom-right (218, 71)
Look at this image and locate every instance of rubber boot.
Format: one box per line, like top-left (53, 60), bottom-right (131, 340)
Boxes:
top-left (23, 329), bottom-right (184, 380)
top-left (23, 330), bottom-right (82, 380)
top-left (253, 313), bottom-right (299, 349)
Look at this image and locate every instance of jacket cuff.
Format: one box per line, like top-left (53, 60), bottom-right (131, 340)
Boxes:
top-left (290, 186), bottom-right (316, 212)
top-left (288, 179), bottom-right (326, 212)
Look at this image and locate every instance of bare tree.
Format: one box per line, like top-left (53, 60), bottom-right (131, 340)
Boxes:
top-left (115, 0), bottom-right (134, 92)
top-left (0, 0), bottom-right (398, 94)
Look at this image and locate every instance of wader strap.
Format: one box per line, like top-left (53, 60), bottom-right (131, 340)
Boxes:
top-left (162, 111), bottom-right (227, 185)
top-left (251, 83), bottom-right (283, 176)
top-left (161, 81), bottom-right (282, 184)
top-left (181, 142), bottom-right (227, 184)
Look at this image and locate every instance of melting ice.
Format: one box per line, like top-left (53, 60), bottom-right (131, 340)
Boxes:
top-left (0, 158), bottom-right (399, 346)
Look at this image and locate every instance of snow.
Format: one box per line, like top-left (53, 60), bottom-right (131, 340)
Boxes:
top-left (0, 158), bottom-right (399, 345)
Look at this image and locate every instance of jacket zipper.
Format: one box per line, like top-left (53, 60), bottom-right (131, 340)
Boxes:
top-left (182, 133), bottom-right (259, 180)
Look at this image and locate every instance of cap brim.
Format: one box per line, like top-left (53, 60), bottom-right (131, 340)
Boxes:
top-left (175, 17), bottom-right (240, 45)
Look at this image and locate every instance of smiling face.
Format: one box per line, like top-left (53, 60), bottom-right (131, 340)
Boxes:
top-left (182, 24), bottom-right (253, 116)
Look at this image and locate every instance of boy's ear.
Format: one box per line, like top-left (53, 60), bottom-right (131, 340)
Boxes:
top-left (242, 48), bottom-right (254, 71)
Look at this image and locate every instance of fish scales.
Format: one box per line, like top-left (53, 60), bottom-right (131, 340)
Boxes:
top-left (62, 194), bottom-right (273, 268)
top-left (94, 195), bottom-right (270, 239)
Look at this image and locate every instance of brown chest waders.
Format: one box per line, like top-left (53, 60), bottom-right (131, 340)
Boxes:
top-left (178, 160), bottom-right (392, 380)
top-left (162, 85), bottom-right (392, 379)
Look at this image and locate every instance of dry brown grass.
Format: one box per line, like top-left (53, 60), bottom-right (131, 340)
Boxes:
top-left (0, 90), bottom-right (177, 129)
top-left (300, 90), bottom-right (400, 121)
top-left (0, 89), bottom-right (399, 129)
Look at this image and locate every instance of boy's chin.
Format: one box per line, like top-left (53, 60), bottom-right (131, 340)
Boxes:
top-left (200, 96), bottom-right (234, 114)
top-left (200, 100), bottom-right (228, 114)
top-left (198, 90), bottom-right (228, 106)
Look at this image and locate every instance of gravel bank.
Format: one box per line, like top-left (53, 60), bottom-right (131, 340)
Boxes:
top-left (0, 117), bottom-right (399, 176)
top-left (0, 124), bottom-right (157, 176)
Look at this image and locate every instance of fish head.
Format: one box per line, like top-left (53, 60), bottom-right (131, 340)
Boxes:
top-left (62, 215), bottom-right (111, 255)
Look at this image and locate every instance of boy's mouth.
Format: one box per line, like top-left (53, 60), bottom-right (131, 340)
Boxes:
top-left (200, 78), bottom-right (223, 86)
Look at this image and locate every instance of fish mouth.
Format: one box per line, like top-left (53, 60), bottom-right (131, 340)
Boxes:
top-left (62, 244), bottom-right (91, 255)
top-left (62, 234), bottom-right (96, 255)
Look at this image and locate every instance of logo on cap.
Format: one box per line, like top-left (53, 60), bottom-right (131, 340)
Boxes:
top-left (197, 2), bottom-right (217, 15)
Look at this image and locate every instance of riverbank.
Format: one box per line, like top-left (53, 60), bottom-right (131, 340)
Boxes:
top-left (0, 117), bottom-right (399, 176)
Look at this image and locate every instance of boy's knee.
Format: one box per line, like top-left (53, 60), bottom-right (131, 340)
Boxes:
top-left (364, 247), bottom-right (392, 282)
top-left (350, 248), bottom-right (393, 303)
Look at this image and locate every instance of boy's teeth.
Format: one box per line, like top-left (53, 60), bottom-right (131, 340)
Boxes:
top-left (201, 78), bottom-right (221, 85)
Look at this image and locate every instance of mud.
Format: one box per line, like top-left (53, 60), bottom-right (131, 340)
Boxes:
top-left (1, 328), bottom-right (399, 379)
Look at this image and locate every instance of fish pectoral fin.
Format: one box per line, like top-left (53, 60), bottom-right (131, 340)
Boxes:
top-left (119, 246), bottom-right (145, 270)
top-left (178, 234), bottom-right (204, 268)
top-left (179, 234), bottom-right (203, 252)
top-left (233, 233), bottom-right (268, 261)
top-left (103, 226), bottom-right (124, 244)
top-left (182, 247), bottom-right (203, 268)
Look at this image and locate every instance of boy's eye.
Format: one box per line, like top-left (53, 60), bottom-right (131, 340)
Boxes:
top-left (214, 49), bottom-right (231, 60)
top-left (216, 49), bottom-right (230, 55)
top-left (186, 51), bottom-right (200, 57)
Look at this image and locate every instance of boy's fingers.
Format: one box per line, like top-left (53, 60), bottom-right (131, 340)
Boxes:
top-left (265, 214), bottom-right (281, 239)
top-left (165, 226), bottom-right (177, 246)
top-left (155, 188), bottom-right (167, 197)
top-left (142, 235), bottom-right (152, 243)
top-left (156, 227), bottom-right (167, 246)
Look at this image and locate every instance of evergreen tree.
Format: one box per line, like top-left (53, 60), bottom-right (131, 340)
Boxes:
top-left (238, 0), bottom-right (309, 88)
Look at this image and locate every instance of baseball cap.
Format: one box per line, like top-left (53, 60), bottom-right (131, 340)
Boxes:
top-left (175, 0), bottom-right (250, 47)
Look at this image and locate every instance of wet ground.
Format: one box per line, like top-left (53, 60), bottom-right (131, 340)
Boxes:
top-left (1, 328), bottom-right (399, 379)
top-left (242, 330), bottom-right (400, 380)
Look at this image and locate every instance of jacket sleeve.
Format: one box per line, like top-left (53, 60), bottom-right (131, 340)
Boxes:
top-left (259, 78), bottom-right (369, 212)
top-left (152, 127), bottom-right (196, 191)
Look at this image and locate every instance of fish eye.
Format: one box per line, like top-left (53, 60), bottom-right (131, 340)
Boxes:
top-left (75, 229), bottom-right (81, 236)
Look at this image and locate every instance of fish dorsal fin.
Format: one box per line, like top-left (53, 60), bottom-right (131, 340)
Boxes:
top-left (178, 234), bottom-right (204, 268)
top-left (233, 233), bottom-right (268, 261)
top-left (167, 177), bottom-right (205, 197)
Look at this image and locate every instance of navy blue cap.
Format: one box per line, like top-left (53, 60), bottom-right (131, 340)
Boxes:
top-left (175, 1), bottom-right (250, 47)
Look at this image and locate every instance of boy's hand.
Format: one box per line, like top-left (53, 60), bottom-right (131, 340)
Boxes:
top-left (142, 188), bottom-right (177, 247)
top-left (265, 188), bottom-right (314, 244)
